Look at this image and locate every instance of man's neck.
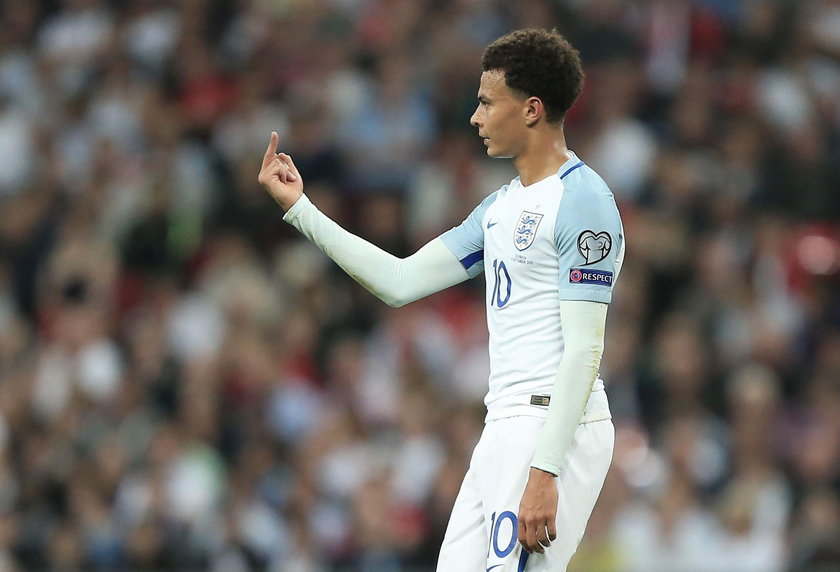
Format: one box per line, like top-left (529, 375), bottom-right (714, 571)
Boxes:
top-left (513, 132), bottom-right (572, 187)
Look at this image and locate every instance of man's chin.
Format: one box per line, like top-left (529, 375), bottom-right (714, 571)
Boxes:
top-left (486, 148), bottom-right (511, 159)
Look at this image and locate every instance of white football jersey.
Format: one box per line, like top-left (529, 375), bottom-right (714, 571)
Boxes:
top-left (441, 153), bottom-right (624, 421)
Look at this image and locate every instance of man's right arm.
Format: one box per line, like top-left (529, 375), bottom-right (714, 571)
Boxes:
top-left (283, 195), bottom-right (469, 307)
top-left (258, 132), bottom-right (484, 306)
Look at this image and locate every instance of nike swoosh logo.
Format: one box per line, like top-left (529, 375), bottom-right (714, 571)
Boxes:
top-left (487, 221), bottom-right (498, 229)
top-left (487, 565), bottom-right (504, 572)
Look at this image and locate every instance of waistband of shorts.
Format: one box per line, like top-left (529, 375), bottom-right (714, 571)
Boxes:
top-left (484, 387), bottom-right (611, 424)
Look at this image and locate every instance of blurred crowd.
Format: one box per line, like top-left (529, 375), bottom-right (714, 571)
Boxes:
top-left (0, 0), bottom-right (839, 570)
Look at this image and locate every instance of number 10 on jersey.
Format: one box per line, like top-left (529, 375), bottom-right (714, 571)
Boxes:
top-left (491, 259), bottom-right (511, 308)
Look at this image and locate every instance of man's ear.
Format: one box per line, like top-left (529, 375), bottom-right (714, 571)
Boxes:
top-left (524, 97), bottom-right (544, 127)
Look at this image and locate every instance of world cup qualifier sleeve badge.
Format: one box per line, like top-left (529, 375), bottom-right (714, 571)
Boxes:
top-left (577, 230), bottom-right (612, 265)
top-left (513, 211), bottom-right (544, 251)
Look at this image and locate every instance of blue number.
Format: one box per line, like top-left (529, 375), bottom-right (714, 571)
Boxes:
top-left (488, 511), bottom-right (495, 557)
top-left (492, 511), bottom-right (517, 558)
top-left (491, 259), bottom-right (511, 307)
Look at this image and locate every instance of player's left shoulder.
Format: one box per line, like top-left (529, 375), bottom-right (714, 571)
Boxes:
top-left (562, 162), bottom-right (615, 202)
top-left (557, 162), bottom-right (620, 220)
top-left (553, 161), bottom-right (623, 257)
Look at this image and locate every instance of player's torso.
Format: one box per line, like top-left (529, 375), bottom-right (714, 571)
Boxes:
top-left (482, 178), bottom-right (564, 313)
top-left (481, 176), bottom-right (566, 417)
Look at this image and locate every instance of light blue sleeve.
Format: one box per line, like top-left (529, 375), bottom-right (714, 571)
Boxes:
top-left (439, 190), bottom-right (500, 278)
top-left (555, 170), bottom-right (623, 303)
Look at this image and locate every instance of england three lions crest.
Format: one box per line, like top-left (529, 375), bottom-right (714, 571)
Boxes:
top-left (514, 211), bottom-right (544, 251)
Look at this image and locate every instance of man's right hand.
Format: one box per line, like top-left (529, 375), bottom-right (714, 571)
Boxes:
top-left (258, 131), bottom-right (304, 212)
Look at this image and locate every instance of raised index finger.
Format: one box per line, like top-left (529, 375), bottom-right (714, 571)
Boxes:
top-left (262, 131), bottom-right (278, 169)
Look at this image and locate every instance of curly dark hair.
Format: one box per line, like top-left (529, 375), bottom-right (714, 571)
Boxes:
top-left (482, 29), bottom-right (584, 124)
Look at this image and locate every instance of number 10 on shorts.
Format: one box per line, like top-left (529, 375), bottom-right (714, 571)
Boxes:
top-left (488, 510), bottom-right (517, 559)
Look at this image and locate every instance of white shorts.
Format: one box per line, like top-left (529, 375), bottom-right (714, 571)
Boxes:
top-left (437, 416), bottom-right (614, 571)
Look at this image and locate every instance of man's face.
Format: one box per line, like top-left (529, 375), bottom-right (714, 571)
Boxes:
top-left (470, 70), bottom-right (529, 159)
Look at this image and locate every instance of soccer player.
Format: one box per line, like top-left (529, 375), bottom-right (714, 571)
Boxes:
top-left (259, 29), bottom-right (624, 571)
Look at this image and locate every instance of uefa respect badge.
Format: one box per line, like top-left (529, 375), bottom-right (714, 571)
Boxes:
top-left (569, 268), bottom-right (613, 286)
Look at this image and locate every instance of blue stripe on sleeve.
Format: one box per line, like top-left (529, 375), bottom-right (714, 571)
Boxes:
top-left (460, 250), bottom-right (483, 269)
top-left (440, 189), bottom-right (499, 279)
